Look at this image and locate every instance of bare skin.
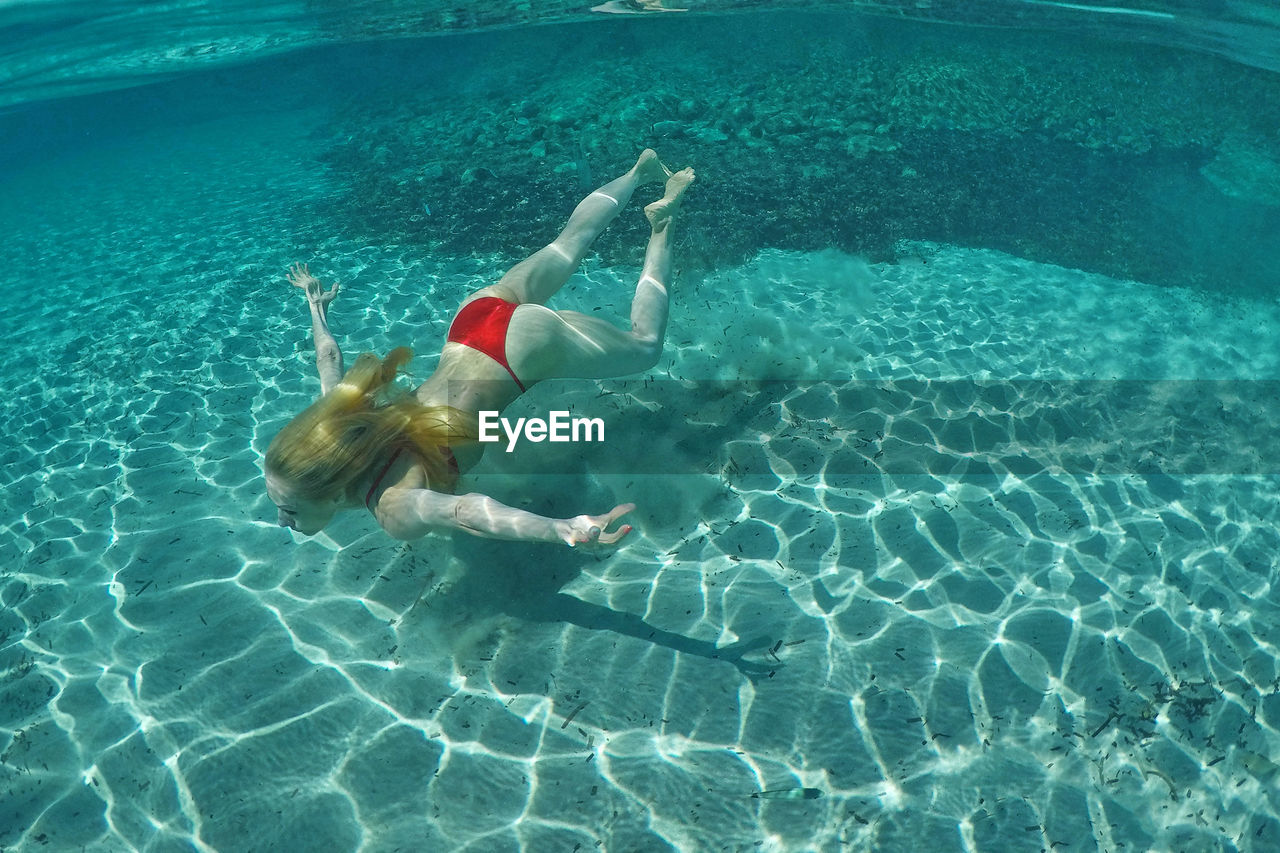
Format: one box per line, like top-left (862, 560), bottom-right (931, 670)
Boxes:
top-left (267, 151), bottom-right (696, 548)
top-left (287, 263), bottom-right (342, 393)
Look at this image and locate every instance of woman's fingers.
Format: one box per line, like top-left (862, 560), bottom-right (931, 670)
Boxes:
top-left (587, 504), bottom-right (637, 545)
top-left (565, 505), bottom-right (637, 548)
top-left (287, 263), bottom-right (322, 292)
top-left (608, 503), bottom-right (637, 522)
top-left (597, 523), bottom-right (634, 545)
top-left (287, 263), bottom-right (313, 290)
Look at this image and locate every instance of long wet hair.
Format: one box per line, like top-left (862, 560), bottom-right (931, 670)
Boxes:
top-left (264, 347), bottom-right (474, 500)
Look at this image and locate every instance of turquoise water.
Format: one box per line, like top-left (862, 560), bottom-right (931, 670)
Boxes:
top-left (4, 5), bottom-right (1280, 852)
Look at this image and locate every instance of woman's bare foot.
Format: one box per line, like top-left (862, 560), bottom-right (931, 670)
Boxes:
top-left (632, 148), bottom-right (673, 185)
top-left (644, 167), bottom-right (695, 231)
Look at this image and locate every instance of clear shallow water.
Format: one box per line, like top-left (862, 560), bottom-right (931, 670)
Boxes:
top-left (3, 7), bottom-right (1280, 853)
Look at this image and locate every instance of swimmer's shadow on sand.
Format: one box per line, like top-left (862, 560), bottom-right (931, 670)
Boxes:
top-left (433, 536), bottom-right (778, 680)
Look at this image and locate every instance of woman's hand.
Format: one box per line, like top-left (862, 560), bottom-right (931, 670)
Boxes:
top-left (558, 503), bottom-right (636, 548)
top-left (287, 263), bottom-right (339, 308)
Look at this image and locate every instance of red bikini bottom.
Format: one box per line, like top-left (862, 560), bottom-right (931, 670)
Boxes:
top-left (446, 296), bottom-right (527, 391)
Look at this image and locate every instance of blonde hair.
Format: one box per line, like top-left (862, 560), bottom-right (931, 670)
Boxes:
top-left (264, 347), bottom-right (474, 500)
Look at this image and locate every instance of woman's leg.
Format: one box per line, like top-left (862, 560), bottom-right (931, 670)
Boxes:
top-left (475, 150), bottom-right (672, 307)
top-left (507, 168), bottom-right (696, 380)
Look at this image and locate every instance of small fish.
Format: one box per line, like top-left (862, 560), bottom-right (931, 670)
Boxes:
top-left (573, 137), bottom-right (593, 194)
top-left (750, 788), bottom-right (822, 800)
top-left (1237, 750), bottom-right (1280, 781)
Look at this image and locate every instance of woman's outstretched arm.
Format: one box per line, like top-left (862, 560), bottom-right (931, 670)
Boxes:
top-left (377, 487), bottom-right (635, 548)
top-left (287, 263), bottom-right (344, 394)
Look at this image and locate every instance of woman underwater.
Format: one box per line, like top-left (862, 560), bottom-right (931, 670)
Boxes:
top-left (264, 150), bottom-right (694, 547)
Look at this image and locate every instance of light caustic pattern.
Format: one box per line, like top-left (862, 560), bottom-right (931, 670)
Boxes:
top-left (5, 181), bottom-right (1280, 853)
